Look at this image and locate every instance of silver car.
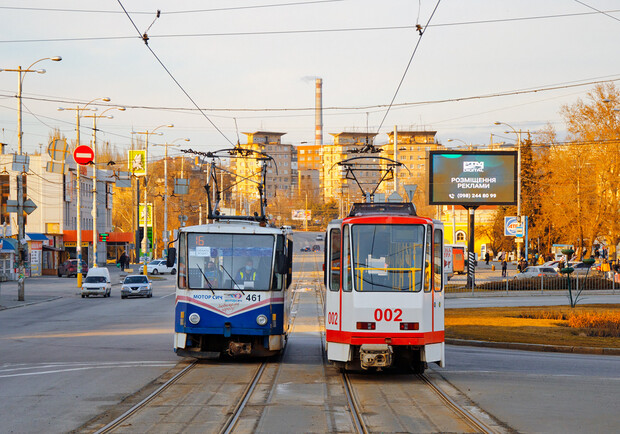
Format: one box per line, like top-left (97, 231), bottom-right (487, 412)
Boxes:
top-left (514, 266), bottom-right (559, 279)
top-left (121, 275), bottom-right (153, 299)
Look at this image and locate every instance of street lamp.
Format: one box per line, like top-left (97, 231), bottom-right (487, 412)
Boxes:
top-left (83, 106), bottom-right (125, 268)
top-left (1, 56), bottom-right (62, 301)
top-left (153, 137), bottom-right (189, 253)
top-left (59, 97), bottom-right (111, 287)
top-left (132, 124), bottom-right (174, 275)
top-left (494, 121), bottom-right (523, 260)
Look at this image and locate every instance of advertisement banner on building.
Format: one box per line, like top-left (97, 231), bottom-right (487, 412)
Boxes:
top-left (291, 210), bottom-right (311, 220)
top-left (428, 151), bottom-right (517, 206)
top-left (139, 203), bottom-right (153, 227)
top-left (128, 150), bottom-right (147, 176)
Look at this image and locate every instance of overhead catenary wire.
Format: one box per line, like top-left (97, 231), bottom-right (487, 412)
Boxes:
top-left (375, 0), bottom-right (442, 135)
top-left (2, 9), bottom-right (620, 44)
top-left (116, 0), bottom-right (234, 147)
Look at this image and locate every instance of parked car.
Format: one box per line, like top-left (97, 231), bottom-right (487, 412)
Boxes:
top-left (514, 266), bottom-right (559, 279)
top-left (81, 268), bottom-right (111, 298)
top-left (300, 246), bottom-right (311, 252)
top-left (58, 259), bottom-right (88, 277)
top-left (121, 275), bottom-right (152, 299)
top-left (315, 234), bottom-right (324, 241)
top-left (146, 259), bottom-right (177, 275)
top-left (567, 261), bottom-right (593, 276)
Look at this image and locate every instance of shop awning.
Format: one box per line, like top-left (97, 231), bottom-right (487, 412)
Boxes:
top-left (26, 233), bottom-right (50, 241)
top-left (0, 238), bottom-right (16, 253)
top-left (42, 245), bottom-right (64, 252)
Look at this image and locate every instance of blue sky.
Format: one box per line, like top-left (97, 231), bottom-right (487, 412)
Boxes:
top-left (1, 0), bottom-right (619, 159)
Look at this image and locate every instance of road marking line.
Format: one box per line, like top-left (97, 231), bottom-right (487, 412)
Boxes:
top-left (0, 363), bottom-right (176, 378)
top-left (3, 327), bottom-right (172, 339)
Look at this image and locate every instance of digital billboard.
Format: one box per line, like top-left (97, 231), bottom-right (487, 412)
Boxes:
top-left (428, 151), bottom-right (517, 206)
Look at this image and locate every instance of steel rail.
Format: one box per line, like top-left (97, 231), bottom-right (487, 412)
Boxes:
top-left (95, 360), bottom-right (197, 434)
top-left (419, 374), bottom-right (495, 434)
top-left (219, 362), bottom-right (267, 434)
top-left (342, 372), bottom-right (369, 434)
top-left (220, 250), bottom-right (313, 433)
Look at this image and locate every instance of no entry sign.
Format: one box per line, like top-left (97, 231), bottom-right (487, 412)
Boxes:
top-left (73, 145), bottom-right (94, 165)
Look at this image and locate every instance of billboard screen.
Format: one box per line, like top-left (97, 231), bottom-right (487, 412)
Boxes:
top-left (429, 151), bottom-right (517, 206)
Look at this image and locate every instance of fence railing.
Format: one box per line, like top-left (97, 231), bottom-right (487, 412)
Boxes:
top-left (446, 271), bottom-right (619, 295)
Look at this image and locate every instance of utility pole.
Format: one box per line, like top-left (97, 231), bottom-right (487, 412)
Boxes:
top-left (1, 56), bottom-right (62, 301)
top-left (132, 124), bottom-right (174, 274)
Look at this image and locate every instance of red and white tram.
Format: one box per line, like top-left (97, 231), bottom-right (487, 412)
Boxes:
top-left (324, 202), bottom-right (445, 373)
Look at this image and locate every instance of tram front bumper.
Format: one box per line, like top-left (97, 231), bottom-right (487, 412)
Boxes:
top-left (360, 344), bottom-right (393, 369)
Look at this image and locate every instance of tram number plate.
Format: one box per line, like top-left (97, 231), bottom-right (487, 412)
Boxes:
top-left (327, 312), bottom-right (339, 325)
top-left (374, 308), bottom-right (402, 322)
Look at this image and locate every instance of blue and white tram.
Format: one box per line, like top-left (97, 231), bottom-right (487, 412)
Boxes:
top-left (173, 221), bottom-right (293, 358)
top-left (324, 202), bottom-right (445, 373)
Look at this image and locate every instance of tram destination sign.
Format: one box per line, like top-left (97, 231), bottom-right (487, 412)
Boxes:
top-left (428, 150), bottom-right (517, 206)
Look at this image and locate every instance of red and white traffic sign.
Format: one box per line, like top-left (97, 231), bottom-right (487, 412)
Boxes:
top-left (73, 145), bottom-right (94, 165)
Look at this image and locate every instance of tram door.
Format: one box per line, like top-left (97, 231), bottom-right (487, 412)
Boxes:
top-left (325, 224), bottom-right (342, 340)
top-left (433, 227), bottom-right (445, 331)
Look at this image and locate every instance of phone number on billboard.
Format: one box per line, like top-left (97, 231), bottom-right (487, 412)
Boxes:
top-left (457, 193), bottom-right (497, 199)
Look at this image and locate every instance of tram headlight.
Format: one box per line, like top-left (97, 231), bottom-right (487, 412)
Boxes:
top-left (188, 313), bottom-right (200, 325)
top-left (256, 314), bottom-right (268, 326)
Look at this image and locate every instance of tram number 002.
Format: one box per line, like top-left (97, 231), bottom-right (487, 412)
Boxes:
top-left (374, 308), bottom-right (402, 322)
top-left (327, 312), bottom-right (339, 325)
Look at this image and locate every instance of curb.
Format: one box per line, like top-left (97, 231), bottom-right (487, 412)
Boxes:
top-left (446, 338), bottom-right (620, 356)
top-left (0, 296), bottom-right (63, 311)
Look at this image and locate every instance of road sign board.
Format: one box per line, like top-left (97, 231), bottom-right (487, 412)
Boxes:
top-left (504, 216), bottom-right (518, 236)
top-left (23, 199), bottom-right (37, 215)
top-left (73, 145), bottom-right (94, 165)
top-left (515, 226), bottom-right (524, 237)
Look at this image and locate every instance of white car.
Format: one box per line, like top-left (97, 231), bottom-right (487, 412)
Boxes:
top-left (514, 266), bottom-right (559, 279)
top-left (146, 259), bottom-right (176, 275)
top-left (81, 268), bottom-right (112, 298)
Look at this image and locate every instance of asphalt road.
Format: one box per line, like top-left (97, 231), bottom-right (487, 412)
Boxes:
top-left (0, 270), bottom-right (179, 433)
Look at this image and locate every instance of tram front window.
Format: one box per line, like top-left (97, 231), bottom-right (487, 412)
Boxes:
top-left (186, 233), bottom-right (274, 291)
top-left (351, 224), bottom-right (425, 292)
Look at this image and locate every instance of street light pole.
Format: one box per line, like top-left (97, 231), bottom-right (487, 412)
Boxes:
top-left (59, 97), bottom-right (110, 286)
top-left (1, 56), bottom-right (61, 301)
top-left (84, 107), bottom-right (125, 267)
top-left (495, 121), bottom-right (523, 260)
top-left (132, 124), bottom-right (174, 274)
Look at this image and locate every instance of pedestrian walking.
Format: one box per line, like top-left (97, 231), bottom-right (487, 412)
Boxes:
top-left (485, 252), bottom-right (490, 265)
top-left (501, 259), bottom-right (507, 277)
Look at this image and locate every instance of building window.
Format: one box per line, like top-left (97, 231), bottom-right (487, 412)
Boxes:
top-left (456, 231), bottom-right (466, 242)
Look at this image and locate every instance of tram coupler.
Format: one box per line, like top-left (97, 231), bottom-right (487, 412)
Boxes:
top-left (227, 341), bottom-right (252, 356)
top-left (359, 344), bottom-right (393, 370)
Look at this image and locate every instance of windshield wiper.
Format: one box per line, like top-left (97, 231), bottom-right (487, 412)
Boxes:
top-left (196, 264), bottom-right (215, 295)
top-left (219, 265), bottom-right (244, 295)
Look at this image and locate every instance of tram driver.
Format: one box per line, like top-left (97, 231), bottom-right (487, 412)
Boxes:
top-left (236, 259), bottom-right (258, 287)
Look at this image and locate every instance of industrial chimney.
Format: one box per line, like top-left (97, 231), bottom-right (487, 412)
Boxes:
top-left (315, 78), bottom-right (323, 146)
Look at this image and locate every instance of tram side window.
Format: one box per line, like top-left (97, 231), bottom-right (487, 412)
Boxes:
top-left (424, 226), bottom-right (432, 292)
top-left (433, 229), bottom-right (443, 292)
top-left (342, 226), bottom-right (352, 292)
top-left (329, 229), bottom-right (341, 292)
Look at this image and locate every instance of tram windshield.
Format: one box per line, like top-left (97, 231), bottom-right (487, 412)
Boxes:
top-left (183, 233), bottom-right (274, 291)
top-left (351, 224), bottom-right (426, 292)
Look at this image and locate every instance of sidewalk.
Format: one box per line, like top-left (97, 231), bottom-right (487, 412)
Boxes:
top-left (0, 264), bottom-right (136, 310)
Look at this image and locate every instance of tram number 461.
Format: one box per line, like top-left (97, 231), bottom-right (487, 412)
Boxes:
top-left (374, 308), bottom-right (402, 322)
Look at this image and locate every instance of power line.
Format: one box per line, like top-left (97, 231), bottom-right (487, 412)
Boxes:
top-left (573, 0), bottom-right (620, 23)
top-left (3, 74), bottom-right (619, 115)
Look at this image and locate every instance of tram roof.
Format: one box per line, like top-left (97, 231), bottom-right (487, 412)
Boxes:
top-left (348, 202), bottom-right (417, 217)
top-left (178, 221), bottom-right (286, 235)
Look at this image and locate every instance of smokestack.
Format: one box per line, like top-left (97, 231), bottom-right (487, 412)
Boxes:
top-left (315, 78), bottom-right (323, 146)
